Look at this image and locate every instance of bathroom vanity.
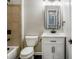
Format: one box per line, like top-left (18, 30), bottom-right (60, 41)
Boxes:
top-left (42, 32), bottom-right (66, 59)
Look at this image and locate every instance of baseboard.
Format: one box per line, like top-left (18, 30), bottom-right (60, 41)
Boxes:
top-left (34, 52), bottom-right (42, 55)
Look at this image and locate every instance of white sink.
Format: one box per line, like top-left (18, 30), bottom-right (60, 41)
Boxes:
top-left (41, 32), bottom-right (66, 37)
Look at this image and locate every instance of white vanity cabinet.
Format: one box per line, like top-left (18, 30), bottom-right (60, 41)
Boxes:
top-left (42, 33), bottom-right (66, 59)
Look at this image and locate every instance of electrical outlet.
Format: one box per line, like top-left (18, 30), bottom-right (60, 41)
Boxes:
top-left (7, 0), bottom-right (10, 2)
top-left (7, 30), bottom-right (11, 34)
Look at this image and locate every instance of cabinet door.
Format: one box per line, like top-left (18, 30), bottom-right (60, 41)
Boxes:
top-left (54, 45), bottom-right (64, 59)
top-left (42, 42), bottom-right (54, 59)
top-left (66, 45), bottom-right (72, 59)
top-left (66, 39), bottom-right (72, 59)
top-left (42, 42), bottom-right (64, 59)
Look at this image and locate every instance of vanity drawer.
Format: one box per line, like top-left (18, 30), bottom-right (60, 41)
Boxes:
top-left (42, 37), bottom-right (65, 44)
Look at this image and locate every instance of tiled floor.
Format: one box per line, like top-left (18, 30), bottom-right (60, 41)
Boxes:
top-left (19, 55), bottom-right (42, 59)
top-left (34, 55), bottom-right (42, 59)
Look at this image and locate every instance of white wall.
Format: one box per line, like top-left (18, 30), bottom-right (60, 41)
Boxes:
top-left (62, 3), bottom-right (71, 37)
top-left (22, 0), bottom-right (71, 54)
top-left (62, 3), bottom-right (71, 59)
top-left (24, 0), bottom-right (44, 36)
top-left (23, 0), bottom-right (71, 36)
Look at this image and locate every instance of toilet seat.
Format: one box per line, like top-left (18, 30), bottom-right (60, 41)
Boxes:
top-left (20, 47), bottom-right (34, 58)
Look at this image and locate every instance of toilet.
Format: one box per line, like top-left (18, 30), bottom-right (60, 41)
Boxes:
top-left (20, 36), bottom-right (38, 59)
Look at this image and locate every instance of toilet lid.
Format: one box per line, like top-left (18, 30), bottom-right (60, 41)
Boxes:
top-left (21, 47), bottom-right (34, 56)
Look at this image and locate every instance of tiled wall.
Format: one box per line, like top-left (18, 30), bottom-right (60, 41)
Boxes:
top-left (7, 5), bottom-right (21, 48)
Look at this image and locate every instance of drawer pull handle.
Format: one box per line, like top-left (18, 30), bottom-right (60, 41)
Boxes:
top-left (52, 46), bottom-right (55, 53)
top-left (50, 41), bottom-right (56, 42)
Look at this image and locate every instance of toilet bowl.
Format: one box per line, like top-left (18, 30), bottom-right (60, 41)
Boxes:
top-left (20, 36), bottom-right (38, 59)
top-left (20, 47), bottom-right (34, 59)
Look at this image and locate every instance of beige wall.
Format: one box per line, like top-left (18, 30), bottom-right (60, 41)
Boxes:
top-left (7, 5), bottom-right (21, 48)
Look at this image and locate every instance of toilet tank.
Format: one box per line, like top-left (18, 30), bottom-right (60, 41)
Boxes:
top-left (25, 36), bottom-right (38, 47)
